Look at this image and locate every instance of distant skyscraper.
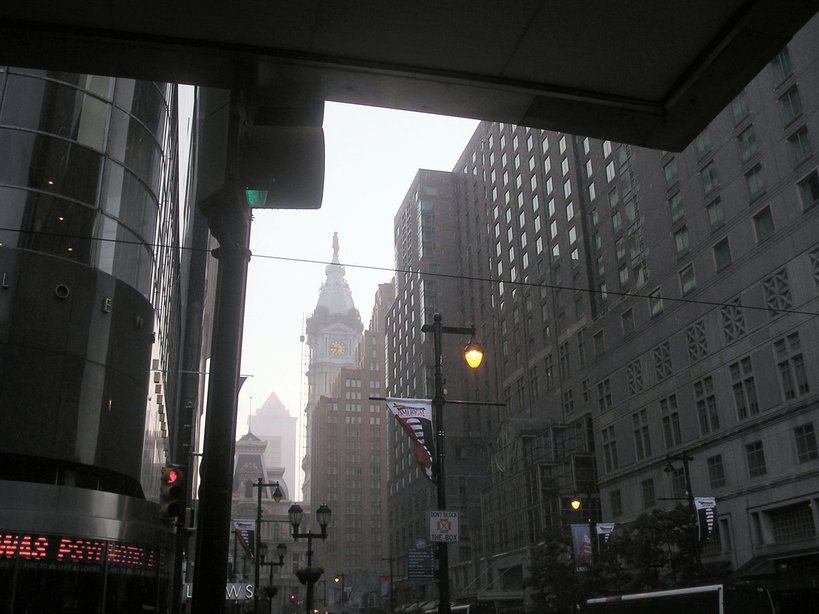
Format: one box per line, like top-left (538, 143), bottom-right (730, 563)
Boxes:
top-left (250, 390), bottom-right (298, 499)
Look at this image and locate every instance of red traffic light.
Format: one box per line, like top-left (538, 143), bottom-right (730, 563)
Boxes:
top-left (160, 465), bottom-right (185, 519)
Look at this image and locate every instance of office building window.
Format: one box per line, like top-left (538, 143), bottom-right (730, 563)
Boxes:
top-left (745, 441), bottom-right (767, 478)
top-left (679, 263), bottom-right (696, 295)
top-left (707, 455), bottom-right (726, 488)
top-left (641, 479), bottom-right (656, 509)
top-left (794, 424), bottom-right (818, 463)
top-left (674, 226), bottom-right (689, 256)
top-left (753, 207), bottom-right (775, 243)
top-left (610, 489), bottom-right (622, 517)
top-left (738, 126), bottom-right (758, 162)
top-left (606, 161), bottom-right (616, 183)
top-left (713, 238), bottom-right (732, 272)
top-left (775, 332), bottom-right (809, 400)
top-left (660, 394), bottom-right (681, 449)
top-left (701, 162), bottom-right (719, 194)
top-left (664, 158), bottom-right (678, 188)
top-left (798, 170), bottom-right (819, 211)
top-left (559, 341), bottom-right (571, 379)
top-left (780, 86), bottom-right (803, 125)
top-left (649, 288), bottom-right (663, 317)
top-left (669, 191), bottom-right (684, 223)
top-left (706, 198), bottom-right (724, 230)
top-left (732, 89), bottom-right (750, 123)
top-left (593, 331), bottom-right (605, 357)
top-left (544, 354), bottom-right (554, 391)
top-left (770, 503), bottom-right (816, 543)
top-left (562, 388), bottom-right (574, 413)
top-left (694, 376), bottom-right (719, 434)
top-left (770, 47), bottom-right (793, 85)
top-left (597, 379), bottom-right (612, 411)
top-left (788, 127), bottom-right (812, 166)
top-left (602, 425), bottom-right (618, 472)
top-left (632, 409), bottom-right (651, 460)
top-left (621, 308), bottom-right (635, 335)
top-left (730, 356), bottom-right (759, 419)
top-left (695, 130), bottom-right (712, 159)
top-left (746, 164), bottom-right (766, 200)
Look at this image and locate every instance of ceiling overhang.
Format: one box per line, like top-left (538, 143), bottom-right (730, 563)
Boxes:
top-left (1, 1), bottom-right (817, 150)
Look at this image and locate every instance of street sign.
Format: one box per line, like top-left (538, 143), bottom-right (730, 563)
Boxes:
top-left (408, 547), bottom-right (433, 580)
top-left (429, 510), bottom-right (459, 543)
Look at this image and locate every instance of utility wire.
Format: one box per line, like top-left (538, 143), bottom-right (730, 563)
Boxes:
top-left (3, 225), bottom-right (819, 317)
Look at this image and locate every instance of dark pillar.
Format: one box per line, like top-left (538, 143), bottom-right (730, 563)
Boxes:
top-left (190, 182), bottom-right (252, 613)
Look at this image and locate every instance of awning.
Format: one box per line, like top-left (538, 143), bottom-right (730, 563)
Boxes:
top-left (732, 548), bottom-right (819, 583)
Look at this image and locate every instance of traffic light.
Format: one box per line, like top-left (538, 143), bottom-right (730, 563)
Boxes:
top-left (289, 593), bottom-right (297, 602)
top-left (159, 465), bottom-right (185, 519)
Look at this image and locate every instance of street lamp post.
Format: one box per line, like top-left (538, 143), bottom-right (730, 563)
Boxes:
top-left (663, 450), bottom-right (701, 577)
top-left (254, 479), bottom-right (283, 614)
top-left (289, 503), bottom-right (332, 614)
top-left (570, 495), bottom-right (597, 565)
top-left (420, 313), bottom-right (484, 614)
top-left (259, 542), bottom-right (287, 614)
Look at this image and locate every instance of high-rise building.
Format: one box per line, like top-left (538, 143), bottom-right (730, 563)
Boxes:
top-left (310, 282), bottom-right (395, 611)
top-left (386, 12), bottom-right (819, 610)
top-left (0, 68), bottom-right (208, 612)
top-left (302, 233), bottom-right (363, 505)
top-left (385, 169), bottom-right (498, 606)
top-left (299, 234), bottom-right (394, 610)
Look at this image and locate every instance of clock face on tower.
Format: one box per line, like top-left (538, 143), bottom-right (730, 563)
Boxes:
top-left (329, 340), bottom-right (347, 356)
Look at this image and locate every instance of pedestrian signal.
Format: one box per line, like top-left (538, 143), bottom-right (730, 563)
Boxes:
top-left (160, 465), bottom-right (185, 519)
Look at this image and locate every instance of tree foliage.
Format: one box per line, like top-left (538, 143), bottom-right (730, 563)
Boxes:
top-left (525, 505), bottom-right (702, 612)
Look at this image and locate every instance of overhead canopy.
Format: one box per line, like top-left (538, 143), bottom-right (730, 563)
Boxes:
top-left (1, 1), bottom-right (817, 150)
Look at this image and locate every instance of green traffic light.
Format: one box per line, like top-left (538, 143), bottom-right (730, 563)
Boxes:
top-left (244, 189), bottom-right (268, 208)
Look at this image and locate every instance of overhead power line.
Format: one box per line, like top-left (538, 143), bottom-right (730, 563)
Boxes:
top-left (2, 225), bottom-right (818, 317)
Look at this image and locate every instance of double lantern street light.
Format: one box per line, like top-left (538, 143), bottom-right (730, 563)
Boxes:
top-left (420, 313), bottom-right (484, 614)
top-left (253, 478), bottom-right (284, 614)
top-left (288, 502), bottom-right (332, 614)
top-left (258, 542), bottom-right (287, 614)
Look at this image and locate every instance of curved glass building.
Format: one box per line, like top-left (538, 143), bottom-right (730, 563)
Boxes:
top-left (0, 67), bottom-right (197, 613)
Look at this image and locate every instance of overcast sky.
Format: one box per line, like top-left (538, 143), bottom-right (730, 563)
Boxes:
top-left (235, 102), bottom-right (479, 481)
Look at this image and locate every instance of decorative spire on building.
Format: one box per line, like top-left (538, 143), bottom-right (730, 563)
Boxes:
top-left (315, 232), bottom-right (358, 317)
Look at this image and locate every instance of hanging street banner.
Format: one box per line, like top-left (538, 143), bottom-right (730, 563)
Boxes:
top-left (385, 398), bottom-right (435, 481)
top-left (695, 497), bottom-right (717, 545)
top-left (429, 510), bottom-right (459, 542)
top-left (234, 520), bottom-right (255, 558)
top-left (596, 522), bottom-right (616, 548)
top-left (571, 524), bottom-right (593, 571)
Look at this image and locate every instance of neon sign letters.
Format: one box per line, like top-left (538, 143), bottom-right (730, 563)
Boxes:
top-left (0, 533), bottom-right (158, 569)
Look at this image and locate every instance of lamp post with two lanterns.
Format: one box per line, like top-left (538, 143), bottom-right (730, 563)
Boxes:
top-left (288, 502), bottom-right (332, 614)
top-left (253, 478), bottom-right (284, 614)
top-left (420, 313), bottom-right (484, 614)
top-left (258, 542), bottom-right (287, 614)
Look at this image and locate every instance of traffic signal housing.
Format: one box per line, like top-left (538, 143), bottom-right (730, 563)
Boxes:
top-left (159, 465), bottom-right (185, 519)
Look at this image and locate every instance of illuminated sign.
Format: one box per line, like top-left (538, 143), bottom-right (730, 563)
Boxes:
top-left (0, 533), bottom-right (159, 571)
